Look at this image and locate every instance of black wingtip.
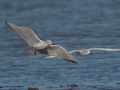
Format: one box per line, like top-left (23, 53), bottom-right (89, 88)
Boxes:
top-left (66, 59), bottom-right (78, 64)
top-left (5, 21), bottom-right (8, 25)
top-left (73, 62), bottom-right (78, 64)
top-left (5, 21), bottom-right (10, 26)
top-left (70, 60), bottom-right (78, 64)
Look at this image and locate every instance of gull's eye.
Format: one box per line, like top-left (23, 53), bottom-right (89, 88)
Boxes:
top-left (47, 40), bottom-right (52, 45)
top-left (47, 40), bottom-right (50, 44)
top-left (85, 50), bottom-right (89, 53)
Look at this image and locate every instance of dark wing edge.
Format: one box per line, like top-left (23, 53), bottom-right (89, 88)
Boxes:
top-left (47, 45), bottom-right (78, 63)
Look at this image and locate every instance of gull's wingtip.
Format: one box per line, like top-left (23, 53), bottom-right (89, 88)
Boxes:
top-left (5, 21), bottom-right (10, 26)
top-left (6, 21), bottom-right (15, 28)
top-left (72, 60), bottom-right (78, 64)
top-left (74, 61), bottom-right (78, 64)
top-left (70, 59), bottom-right (78, 64)
top-left (5, 21), bottom-right (8, 24)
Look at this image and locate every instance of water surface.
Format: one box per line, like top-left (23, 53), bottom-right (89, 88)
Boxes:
top-left (0, 0), bottom-right (120, 90)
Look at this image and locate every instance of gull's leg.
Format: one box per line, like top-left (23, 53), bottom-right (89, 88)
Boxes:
top-left (29, 49), bottom-right (33, 53)
top-left (29, 47), bottom-right (36, 56)
top-left (33, 51), bottom-right (36, 56)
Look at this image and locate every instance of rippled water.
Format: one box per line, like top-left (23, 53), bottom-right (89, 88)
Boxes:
top-left (0, 0), bottom-right (120, 90)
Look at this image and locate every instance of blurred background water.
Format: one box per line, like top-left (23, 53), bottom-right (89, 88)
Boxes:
top-left (0, 0), bottom-right (120, 90)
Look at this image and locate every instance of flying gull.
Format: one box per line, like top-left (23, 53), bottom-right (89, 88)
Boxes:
top-left (6, 21), bottom-right (78, 63)
top-left (45, 48), bottom-right (120, 58)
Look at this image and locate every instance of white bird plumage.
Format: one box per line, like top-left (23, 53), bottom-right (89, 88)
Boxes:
top-left (70, 48), bottom-right (120, 56)
top-left (6, 21), bottom-right (78, 63)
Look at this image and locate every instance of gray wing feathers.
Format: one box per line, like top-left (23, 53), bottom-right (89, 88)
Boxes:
top-left (6, 21), bottom-right (41, 47)
top-left (47, 45), bottom-right (78, 63)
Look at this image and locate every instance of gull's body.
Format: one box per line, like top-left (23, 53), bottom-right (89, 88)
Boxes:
top-left (6, 21), bottom-right (78, 63)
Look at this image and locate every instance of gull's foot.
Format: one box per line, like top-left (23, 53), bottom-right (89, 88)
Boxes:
top-left (33, 51), bottom-right (36, 56)
top-left (29, 49), bottom-right (33, 53)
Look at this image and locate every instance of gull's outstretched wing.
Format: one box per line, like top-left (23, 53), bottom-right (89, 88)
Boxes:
top-left (6, 21), bottom-right (42, 47)
top-left (69, 50), bottom-right (81, 53)
top-left (47, 45), bottom-right (78, 63)
top-left (88, 48), bottom-right (120, 51)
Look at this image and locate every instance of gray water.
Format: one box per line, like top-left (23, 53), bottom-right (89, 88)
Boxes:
top-left (0, 0), bottom-right (120, 90)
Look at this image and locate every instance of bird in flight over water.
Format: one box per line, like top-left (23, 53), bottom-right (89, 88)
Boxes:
top-left (6, 21), bottom-right (78, 63)
top-left (45, 48), bottom-right (120, 58)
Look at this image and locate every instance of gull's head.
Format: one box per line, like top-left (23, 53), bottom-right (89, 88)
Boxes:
top-left (78, 49), bottom-right (92, 56)
top-left (46, 40), bottom-right (52, 45)
top-left (84, 50), bottom-right (92, 55)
